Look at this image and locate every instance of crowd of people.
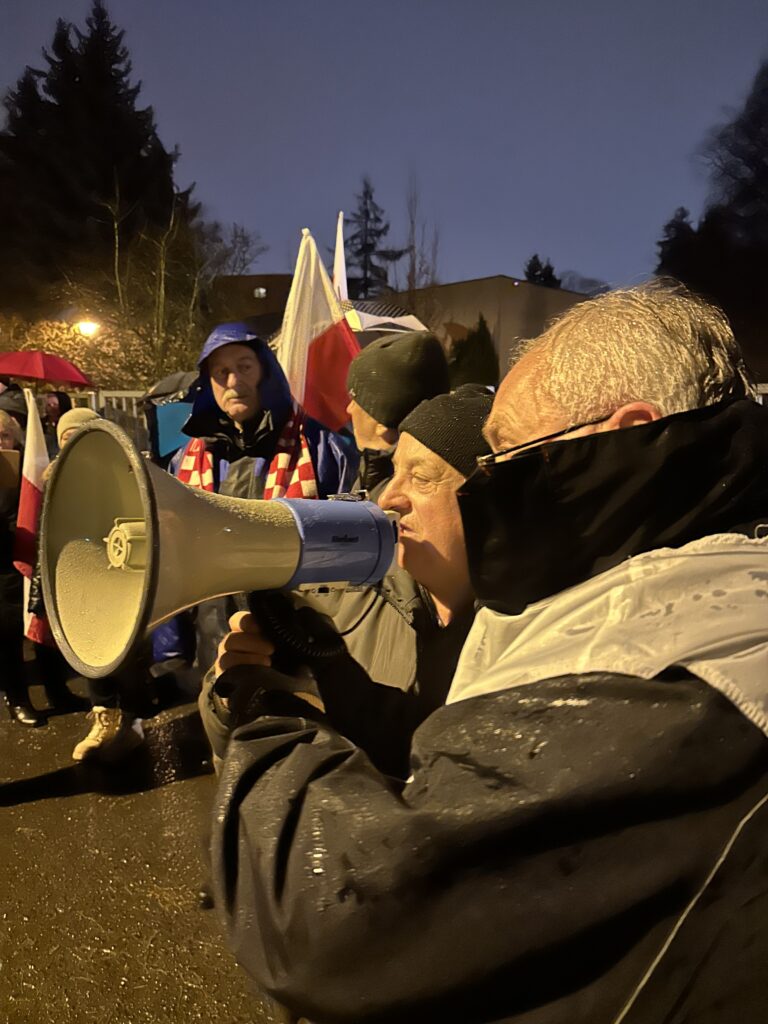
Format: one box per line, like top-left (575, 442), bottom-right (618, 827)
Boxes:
top-left (2, 279), bottom-right (768, 1023)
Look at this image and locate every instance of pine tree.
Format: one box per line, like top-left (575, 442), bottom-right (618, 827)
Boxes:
top-left (0, 1), bottom-right (177, 314)
top-left (656, 61), bottom-right (768, 376)
top-left (346, 177), bottom-right (407, 298)
top-left (524, 254), bottom-right (561, 288)
top-left (0, 1), bottom-right (266, 383)
top-left (446, 313), bottom-right (499, 388)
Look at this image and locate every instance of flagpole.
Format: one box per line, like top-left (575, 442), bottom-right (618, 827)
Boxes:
top-left (333, 210), bottom-right (348, 303)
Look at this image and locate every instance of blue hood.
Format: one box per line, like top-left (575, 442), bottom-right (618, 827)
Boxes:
top-left (183, 322), bottom-right (293, 438)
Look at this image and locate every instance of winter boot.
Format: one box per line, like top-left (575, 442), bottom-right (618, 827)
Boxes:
top-left (71, 707), bottom-right (144, 762)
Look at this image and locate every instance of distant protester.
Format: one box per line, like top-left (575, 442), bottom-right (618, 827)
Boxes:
top-left (42, 391), bottom-right (72, 458)
top-left (0, 379), bottom-right (28, 432)
top-left (346, 330), bottom-right (449, 500)
top-left (0, 409), bottom-right (43, 725)
top-left (163, 322), bottom-right (359, 677)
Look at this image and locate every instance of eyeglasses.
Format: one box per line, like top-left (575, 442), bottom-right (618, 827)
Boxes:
top-left (476, 415), bottom-right (607, 474)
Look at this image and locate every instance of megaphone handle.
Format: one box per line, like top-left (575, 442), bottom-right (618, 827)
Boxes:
top-left (245, 590), bottom-right (347, 675)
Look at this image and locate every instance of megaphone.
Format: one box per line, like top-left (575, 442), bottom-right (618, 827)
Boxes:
top-left (40, 420), bottom-right (396, 678)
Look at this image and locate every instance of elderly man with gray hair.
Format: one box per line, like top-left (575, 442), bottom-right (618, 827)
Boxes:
top-left (210, 282), bottom-right (768, 1024)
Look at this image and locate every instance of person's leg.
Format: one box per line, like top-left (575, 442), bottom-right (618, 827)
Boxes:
top-left (72, 670), bottom-right (144, 763)
top-left (0, 573), bottom-right (44, 727)
top-left (34, 641), bottom-right (89, 712)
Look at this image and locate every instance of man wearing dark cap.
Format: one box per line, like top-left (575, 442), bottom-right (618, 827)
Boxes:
top-left (345, 330), bottom-right (449, 499)
top-left (207, 384), bottom-right (493, 780)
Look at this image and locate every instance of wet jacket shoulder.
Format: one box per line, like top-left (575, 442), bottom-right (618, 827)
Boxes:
top-left (212, 670), bottom-right (768, 1024)
top-left (301, 415), bottom-right (358, 497)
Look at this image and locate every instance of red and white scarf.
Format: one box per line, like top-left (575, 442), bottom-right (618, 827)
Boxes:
top-left (176, 402), bottom-right (319, 500)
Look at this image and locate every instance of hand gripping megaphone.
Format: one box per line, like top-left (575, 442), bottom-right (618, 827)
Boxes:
top-left (40, 420), bottom-right (396, 678)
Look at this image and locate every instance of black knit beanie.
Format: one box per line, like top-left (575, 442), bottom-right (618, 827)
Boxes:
top-left (346, 331), bottom-right (449, 429)
top-left (399, 383), bottom-right (494, 479)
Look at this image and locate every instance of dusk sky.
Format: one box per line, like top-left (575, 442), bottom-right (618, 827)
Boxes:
top-left (3, 0), bottom-right (768, 290)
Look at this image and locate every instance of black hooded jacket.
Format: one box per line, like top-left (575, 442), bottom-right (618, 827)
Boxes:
top-left (212, 399), bottom-right (768, 1024)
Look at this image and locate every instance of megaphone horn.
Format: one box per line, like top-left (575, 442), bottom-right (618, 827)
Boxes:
top-left (40, 420), bottom-right (396, 678)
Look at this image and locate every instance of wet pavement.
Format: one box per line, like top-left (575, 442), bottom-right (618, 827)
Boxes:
top-left (0, 672), bottom-right (291, 1024)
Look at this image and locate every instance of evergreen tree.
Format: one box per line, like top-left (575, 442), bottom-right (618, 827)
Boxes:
top-left (656, 61), bottom-right (768, 375)
top-left (524, 254), bottom-right (561, 288)
top-left (0, 0), bottom-right (177, 314)
top-left (346, 177), bottom-right (407, 298)
top-left (0, 1), bottom-right (264, 383)
top-left (446, 313), bottom-right (499, 388)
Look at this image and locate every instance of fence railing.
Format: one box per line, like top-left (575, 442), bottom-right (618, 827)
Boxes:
top-left (70, 389), bottom-right (148, 450)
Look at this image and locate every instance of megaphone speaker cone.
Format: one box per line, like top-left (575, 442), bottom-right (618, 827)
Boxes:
top-left (41, 420), bottom-right (397, 680)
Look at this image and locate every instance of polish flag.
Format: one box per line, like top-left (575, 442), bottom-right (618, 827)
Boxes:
top-left (277, 228), bottom-right (359, 432)
top-left (13, 388), bottom-right (50, 643)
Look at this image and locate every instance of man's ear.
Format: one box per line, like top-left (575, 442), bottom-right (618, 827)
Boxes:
top-left (602, 402), bottom-right (662, 432)
top-left (375, 423), bottom-right (399, 446)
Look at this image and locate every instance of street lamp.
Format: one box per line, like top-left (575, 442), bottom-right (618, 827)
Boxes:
top-left (75, 320), bottom-right (100, 338)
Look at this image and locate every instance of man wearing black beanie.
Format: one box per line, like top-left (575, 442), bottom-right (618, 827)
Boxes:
top-left (207, 384), bottom-right (493, 783)
top-left (346, 330), bottom-right (450, 499)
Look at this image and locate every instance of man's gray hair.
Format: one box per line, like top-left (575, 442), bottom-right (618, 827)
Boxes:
top-left (523, 281), bottom-right (755, 425)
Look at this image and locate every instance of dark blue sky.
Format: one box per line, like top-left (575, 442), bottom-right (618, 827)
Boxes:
top-left (3, 0), bottom-right (767, 289)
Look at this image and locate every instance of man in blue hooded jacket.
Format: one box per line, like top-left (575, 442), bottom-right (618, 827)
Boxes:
top-left (166, 322), bottom-right (358, 674)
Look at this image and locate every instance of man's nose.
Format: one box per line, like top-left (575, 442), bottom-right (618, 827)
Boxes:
top-left (378, 482), bottom-right (409, 513)
top-left (226, 371), bottom-right (240, 389)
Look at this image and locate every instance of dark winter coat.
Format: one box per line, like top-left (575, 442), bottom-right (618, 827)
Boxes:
top-left (212, 400), bottom-right (768, 1023)
top-left (199, 565), bottom-right (474, 778)
top-left (0, 458), bottom-right (25, 688)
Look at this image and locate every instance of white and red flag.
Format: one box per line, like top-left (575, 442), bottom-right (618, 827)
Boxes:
top-left (13, 388), bottom-right (50, 643)
top-left (277, 227), bottom-right (359, 432)
top-left (332, 210), bottom-right (349, 302)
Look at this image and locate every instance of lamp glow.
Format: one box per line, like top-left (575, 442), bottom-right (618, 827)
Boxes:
top-left (75, 320), bottom-right (100, 338)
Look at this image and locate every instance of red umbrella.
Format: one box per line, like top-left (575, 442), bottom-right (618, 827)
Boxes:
top-left (0, 350), bottom-right (93, 387)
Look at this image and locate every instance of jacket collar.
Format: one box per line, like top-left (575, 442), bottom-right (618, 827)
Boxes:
top-left (458, 400), bottom-right (768, 615)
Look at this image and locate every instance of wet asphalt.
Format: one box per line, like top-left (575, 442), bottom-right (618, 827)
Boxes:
top-left (0, 669), bottom-right (292, 1024)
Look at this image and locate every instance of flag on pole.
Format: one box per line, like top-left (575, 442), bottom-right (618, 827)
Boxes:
top-left (332, 210), bottom-right (348, 302)
top-left (277, 228), bottom-right (360, 432)
top-left (13, 389), bottom-right (51, 643)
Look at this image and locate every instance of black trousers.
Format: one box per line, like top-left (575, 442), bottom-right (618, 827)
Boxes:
top-left (0, 572), bottom-right (30, 704)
